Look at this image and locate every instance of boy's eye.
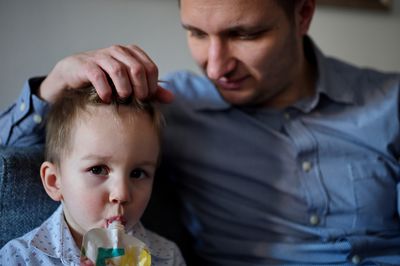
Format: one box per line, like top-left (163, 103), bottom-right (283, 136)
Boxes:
top-left (90, 166), bottom-right (109, 176)
top-left (130, 168), bottom-right (147, 179)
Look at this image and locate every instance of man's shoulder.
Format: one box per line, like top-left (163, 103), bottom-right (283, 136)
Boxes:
top-left (163, 71), bottom-right (215, 99)
top-left (325, 55), bottom-right (399, 84)
top-left (322, 55), bottom-right (400, 104)
top-left (162, 71), bottom-right (229, 112)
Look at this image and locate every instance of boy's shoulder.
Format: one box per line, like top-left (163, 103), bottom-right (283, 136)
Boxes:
top-left (133, 223), bottom-right (185, 265)
top-left (0, 226), bottom-right (41, 263)
top-left (146, 230), bottom-right (186, 265)
top-left (0, 205), bottom-right (78, 265)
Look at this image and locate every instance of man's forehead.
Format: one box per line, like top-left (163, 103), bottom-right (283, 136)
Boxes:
top-left (180, 0), bottom-right (282, 29)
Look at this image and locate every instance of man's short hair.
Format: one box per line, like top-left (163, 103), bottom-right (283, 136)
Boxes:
top-left (45, 87), bottom-right (164, 165)
top-left (178, 0), bottom-right (298, 20)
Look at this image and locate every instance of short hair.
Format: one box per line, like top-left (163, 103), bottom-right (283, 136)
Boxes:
top-left (275, 0), bottom-right (298, 21)
top-left (45, 87), bottom-right (164, 165)
top-left (178, 0), bottom-right (299, 20)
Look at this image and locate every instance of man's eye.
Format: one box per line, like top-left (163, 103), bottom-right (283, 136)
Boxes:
top-left (90, 166), bottom-right (109, 176)
top-left (237, 32), bottom-right (261, 40)
top-left (189, 30), bottom-right (206, 39)
top-left (234, 30), bottom-right (267, 40)
top-left (130, 168), bottom-right (147, 179)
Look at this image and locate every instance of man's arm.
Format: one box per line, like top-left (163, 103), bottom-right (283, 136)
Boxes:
top-left (0, 77), bottom-right (49, 147)
top-left (0, 44), bottom-right (173, 147)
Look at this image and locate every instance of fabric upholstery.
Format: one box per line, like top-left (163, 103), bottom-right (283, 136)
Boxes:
top-left (0, 146), bottom-right (58, 247)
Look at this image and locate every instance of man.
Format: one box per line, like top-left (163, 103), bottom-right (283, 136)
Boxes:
top-left (1, 0), bottom-right (399, 264)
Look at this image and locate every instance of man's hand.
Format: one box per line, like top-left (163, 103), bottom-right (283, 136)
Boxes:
top-left (38, 44), bottom-right (174, 104)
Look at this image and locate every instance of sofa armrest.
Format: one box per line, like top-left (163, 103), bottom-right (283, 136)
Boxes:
top-left (0, 146), bottom-right (58, 247)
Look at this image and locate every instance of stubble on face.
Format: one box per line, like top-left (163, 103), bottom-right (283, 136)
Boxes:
top-left (181, 0), bottom-right (314, 108)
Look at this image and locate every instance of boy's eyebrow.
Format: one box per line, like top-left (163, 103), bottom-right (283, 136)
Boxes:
top-left (81, 154), bottom-right (113, 161)
top-left (81, 154), bottom-right (158, 166)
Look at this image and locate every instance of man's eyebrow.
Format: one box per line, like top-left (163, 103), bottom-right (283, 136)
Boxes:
top-left (181, 23), bottom-right (202, 32)
top-left (181, 23), bottom-right (269, 34)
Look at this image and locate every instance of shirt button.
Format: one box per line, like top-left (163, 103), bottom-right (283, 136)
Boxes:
top-left (33, 114), bottom-right (43, 124)
top-left (351, 254), bottom-right (361, 264)
top-left (309, 214), bottom-right (319, 226)
top-left (302, 161), bottom-right (312, 172)
top-left (20, 102), bottom-right (26, 112)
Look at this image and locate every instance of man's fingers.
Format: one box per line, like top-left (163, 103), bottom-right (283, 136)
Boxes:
top-left (154, 86), bottom-right (174, 103)
top-left (108, 45), bottom-right (154, 100)
top-left (96, 55), bottom-right (133, 99)
top-left (126, 45), bottom-right (159, 96)
top-left (84, 64), bottom-right (113, 103)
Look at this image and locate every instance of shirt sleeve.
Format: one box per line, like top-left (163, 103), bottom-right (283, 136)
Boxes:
top-left (0, 77), bottom-right (49, 147)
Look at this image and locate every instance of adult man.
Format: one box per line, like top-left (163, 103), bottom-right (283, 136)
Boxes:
top-left (1, 0), bottom-right (400, 265)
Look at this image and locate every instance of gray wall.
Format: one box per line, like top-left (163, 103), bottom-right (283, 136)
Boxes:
top-left (1, 0), bottom-right (400, 111)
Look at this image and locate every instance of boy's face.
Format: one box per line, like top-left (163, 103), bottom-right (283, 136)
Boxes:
top-left (56, 106), bottom-right (159, 244)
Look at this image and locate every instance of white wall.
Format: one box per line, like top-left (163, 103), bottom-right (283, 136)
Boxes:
top-left (1, 0), bottom-right (399, 111)
top-left (310, 2), bottom-right (400, 72)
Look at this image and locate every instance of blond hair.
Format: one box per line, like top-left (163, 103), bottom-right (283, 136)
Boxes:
top-left (45, 87), bottom-right (164, 165)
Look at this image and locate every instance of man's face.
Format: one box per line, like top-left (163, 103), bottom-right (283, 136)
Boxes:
top-left (57, 106), bottom-right (159, 245)
top-left (180, 0), bottom-right (311, 108)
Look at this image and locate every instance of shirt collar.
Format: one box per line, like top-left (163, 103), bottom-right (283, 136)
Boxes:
top-left (192, 36), bottom-right (358, 113)
top-left (30, 205), bottom-right (81, 264)
top-left (30, 205), bottom-right (172, 262)
top-left (311, 36), bottom-right (357, 106)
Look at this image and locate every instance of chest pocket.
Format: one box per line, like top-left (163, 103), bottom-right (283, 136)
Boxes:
top-left (348, 160), bottom-right (399, 230)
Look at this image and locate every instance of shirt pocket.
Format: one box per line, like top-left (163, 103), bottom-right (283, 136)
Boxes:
top-left (348, 161), bottom-right (398, 229)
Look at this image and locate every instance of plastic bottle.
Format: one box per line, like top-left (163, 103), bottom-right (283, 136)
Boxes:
top-left (80, 221), bottom-right (151, 266)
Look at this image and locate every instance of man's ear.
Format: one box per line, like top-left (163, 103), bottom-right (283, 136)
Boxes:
top-left (40, 161), bottom-right (63, 201)
top-left (295, 0), bottom-right (316, 36)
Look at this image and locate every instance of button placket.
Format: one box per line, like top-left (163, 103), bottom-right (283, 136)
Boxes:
top-left (309, 214), bottom-right (320, 226)
top-left (351, 254), bottom-right (361, 264)
top-left (283, 118), bottom-right (329, 226)
top-left (33, 114), bottom-right (43, 124)
top-left (302, 161), bottom-right (312, 172)
top-left (20, 102), bottom-right (26, 112)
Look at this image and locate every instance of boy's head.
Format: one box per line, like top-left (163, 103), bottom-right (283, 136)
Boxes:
top-left (40, 87), bottom-right (163, 246)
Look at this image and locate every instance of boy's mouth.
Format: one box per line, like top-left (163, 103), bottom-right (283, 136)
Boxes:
top-left (106, 216), bottom-right (127, 227)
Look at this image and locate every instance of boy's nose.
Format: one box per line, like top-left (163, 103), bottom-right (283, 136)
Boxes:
top-left (109, 178), bottom-right (131, 204)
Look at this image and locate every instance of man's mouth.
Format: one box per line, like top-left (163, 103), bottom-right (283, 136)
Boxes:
top-left (215, 75), bottom-right (249, 90)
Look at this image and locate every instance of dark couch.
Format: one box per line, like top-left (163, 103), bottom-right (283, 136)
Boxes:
top-left (0, 145), bottom-right (196, 263)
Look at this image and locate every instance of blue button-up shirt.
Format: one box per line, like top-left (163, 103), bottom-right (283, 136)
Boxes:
top-left (1, 39), bottom-right (399, 265)
top-left (159, 41), bottom-right (400, 264)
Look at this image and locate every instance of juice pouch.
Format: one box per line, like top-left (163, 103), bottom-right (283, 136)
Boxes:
top-left (80, 221), bottom-right (151, 266)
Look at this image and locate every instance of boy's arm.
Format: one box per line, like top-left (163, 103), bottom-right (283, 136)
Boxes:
top-left (0, 77), bottom-right (49, 147)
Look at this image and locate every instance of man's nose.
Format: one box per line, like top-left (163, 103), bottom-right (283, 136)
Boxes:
top-left (206, 38), bottom-right (236, 80)
top-left (109, 177), bottom-right (131, 204)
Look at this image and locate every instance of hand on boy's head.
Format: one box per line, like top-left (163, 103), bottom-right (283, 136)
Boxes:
top-left (38, 44), bottom-right (174, 104)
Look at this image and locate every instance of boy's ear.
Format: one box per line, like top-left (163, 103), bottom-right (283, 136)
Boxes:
top-left (40, 161), bottom-right (63, 201)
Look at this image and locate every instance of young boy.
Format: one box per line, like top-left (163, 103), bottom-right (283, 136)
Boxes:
top-left (0, 87), bottom-right (185, 265)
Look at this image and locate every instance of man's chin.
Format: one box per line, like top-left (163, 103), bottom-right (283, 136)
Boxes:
top-left (217, 89), bottom-right (259, 107)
